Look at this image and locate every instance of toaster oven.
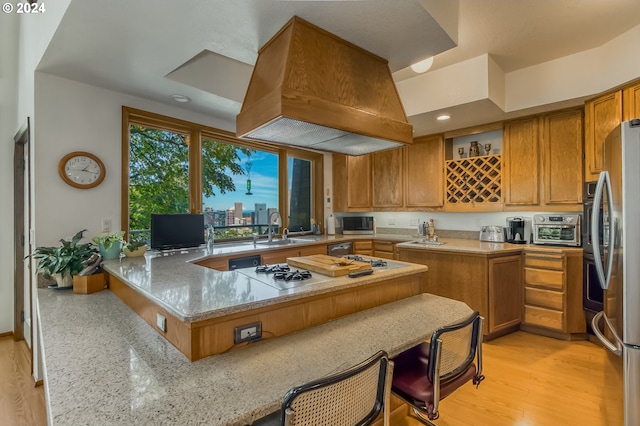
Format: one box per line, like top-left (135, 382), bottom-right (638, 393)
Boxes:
top-left (532, 214), bottom-right (581, 246)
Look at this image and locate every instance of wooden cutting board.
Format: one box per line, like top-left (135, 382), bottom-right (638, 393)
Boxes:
top-left (286, 254), bottom-right (372, 277)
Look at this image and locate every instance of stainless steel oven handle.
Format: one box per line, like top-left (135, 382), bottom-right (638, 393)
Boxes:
top-left (591, 311), bottom-right (623, 356)
top-left (591, 171), bottom-right (614, 290)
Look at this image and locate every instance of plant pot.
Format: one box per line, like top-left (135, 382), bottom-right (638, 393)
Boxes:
top-left (52, 272), bottom-right (73, 289)
top-left (99, 242), bottom-right (122, 260)
top-left (123, 246), bottom-right (147, 257)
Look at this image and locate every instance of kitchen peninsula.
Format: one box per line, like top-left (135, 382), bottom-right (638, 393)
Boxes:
top-left (103, 246), bottom-right (428, 360)
top-left (37, 245), bottom-right (472, 425)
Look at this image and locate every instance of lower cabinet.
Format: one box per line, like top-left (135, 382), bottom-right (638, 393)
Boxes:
top-left (373, 240), bottom-right (396, 259)
top-left (521, 248), bottom-right (585, 338)
top-left (353, 240), bottom-right (373, 256)
top-left (397, 248), bottom-right (522, 339)
top-left (195, 243), bottom-right (329, 270)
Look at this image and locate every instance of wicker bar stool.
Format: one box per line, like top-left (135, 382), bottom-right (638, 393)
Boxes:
top-left (265, 350), bottom-right (393, 426)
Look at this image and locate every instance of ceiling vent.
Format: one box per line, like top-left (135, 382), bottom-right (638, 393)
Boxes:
top-left (236, 17), bottom-right (413, 156)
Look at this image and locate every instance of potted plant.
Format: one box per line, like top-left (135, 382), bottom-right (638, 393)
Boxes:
top-left (123, 232), bottom-right (148, 257)
top-left (29, 229), bottom-right (98, 289)
top-left (92, 231), bottom-right (125, 260)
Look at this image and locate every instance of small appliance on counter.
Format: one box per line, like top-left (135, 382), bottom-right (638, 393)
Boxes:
top-left (341, 216), bottom-right (374, 235)
top-left (532, 213), bottom-right (581, 246)
top-left (505, 217), bottom-right (532, 244)
top-left (479, 226), bottom-right (505, 242)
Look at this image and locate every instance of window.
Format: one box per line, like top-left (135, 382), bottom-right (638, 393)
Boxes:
top-left (201, 136), bottom-right (279, 239)
top-left (129, 125), bottom-right (189, 234)
top-left (122, 107), bottom-right (323, 243)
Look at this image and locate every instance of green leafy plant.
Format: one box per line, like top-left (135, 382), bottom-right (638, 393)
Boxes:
top-left (92, 231), bottom-right (125, 251)
top-left (29, 229), bottom-right (98, 279)
top-left (124, 232), bottom-right (148, 251)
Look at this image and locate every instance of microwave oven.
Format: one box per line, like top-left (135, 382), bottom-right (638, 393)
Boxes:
top-left (342, 216), bottom-right (374, 235)
top-left (532, 214), bottom-right (581, 246)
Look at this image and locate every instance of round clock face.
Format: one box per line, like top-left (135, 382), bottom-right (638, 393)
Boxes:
top-left (58, 152), bottom-right (106, 189)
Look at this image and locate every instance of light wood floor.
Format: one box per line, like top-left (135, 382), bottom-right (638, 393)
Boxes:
top-left (388, 331), bottom-right (623, 426)
top-left (0, 336), bottom-right (47, 426)
top-left (1, 332), bottom-right (622, 426)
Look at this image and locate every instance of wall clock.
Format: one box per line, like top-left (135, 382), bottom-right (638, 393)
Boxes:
top-left (58, 151), bottom-right (106, 189)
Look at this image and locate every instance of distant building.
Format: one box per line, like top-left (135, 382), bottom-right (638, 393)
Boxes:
top-left (255, 203), bottom-right (267, 225)
top-left (234, 203), bottom-right (242, 221)
top-left (226, 208), bottom-right (235, 225)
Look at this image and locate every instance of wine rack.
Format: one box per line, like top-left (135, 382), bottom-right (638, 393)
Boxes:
top-left (445, 155), bottom-right (502, 208)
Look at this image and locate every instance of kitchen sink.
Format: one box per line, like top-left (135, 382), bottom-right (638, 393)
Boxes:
top-left (254, 239), bottom-right (296, 246)
top-left (288, 237), bottom-right (319, 243)
top-left (408, 240), bottom-right (447, 246)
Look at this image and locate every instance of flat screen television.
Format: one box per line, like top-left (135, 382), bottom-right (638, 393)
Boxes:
top-left (151, 213), bottom-right (205, 250)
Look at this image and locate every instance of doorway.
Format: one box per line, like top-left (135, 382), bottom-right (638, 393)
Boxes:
top-left (13, 118), bottom-right (30, 346)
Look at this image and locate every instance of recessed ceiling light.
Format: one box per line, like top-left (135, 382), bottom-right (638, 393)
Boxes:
top-left (410, 57), bottom-right (434, 74)
top-left (437, 114), bottom-right (450, 121)
top-left (171, 94), bottom-right (191, 103)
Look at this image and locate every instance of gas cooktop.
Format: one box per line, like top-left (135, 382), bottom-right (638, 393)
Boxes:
top-left (236, 263), bottom-right (331, 290)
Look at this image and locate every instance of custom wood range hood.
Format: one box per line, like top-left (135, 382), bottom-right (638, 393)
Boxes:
top-left (236, 16), bottom-right (413, 156)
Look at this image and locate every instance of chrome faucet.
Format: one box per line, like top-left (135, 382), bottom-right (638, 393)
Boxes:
top-left (268, 211), bottom-right (281, 242)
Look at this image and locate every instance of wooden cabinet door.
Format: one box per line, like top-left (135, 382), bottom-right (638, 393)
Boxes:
top-left (372, 148), bottom-right (403, 208)
top-left (488, 255), bottom-right (522, 334)
top-left (347, 155), bottom-right (372, 210)
top-left (503, 117), bottom-right (540, 206)
top-left (332, 154), bottom-right (348, 212)
top-left (623, 82), bottom-right (640, 122)
top-left (585, 91), bottom-right (622, 181)
top-left (404, 135), bottom-right (444, 207)
top-left (541, 109), bottom-right (583, 205)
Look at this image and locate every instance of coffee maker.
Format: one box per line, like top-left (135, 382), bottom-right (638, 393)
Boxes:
top-left (505, 217), bottom-right (532, 244)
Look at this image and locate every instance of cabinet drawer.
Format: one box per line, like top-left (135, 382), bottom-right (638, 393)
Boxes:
top-left (524, 305), bottom-right (564, 330)
top-left (373, 241), bottom-right (394, 252)
top-left (525, 287), bottom-right (563, 310)
top-left (354, 240), bottom-right (372, 250)
top-left (524, 254), bottom-right (563, 270)
top-left (524, 267), bottom-right (564, 290)
top-left (374, 250), bottom-right (395, 260)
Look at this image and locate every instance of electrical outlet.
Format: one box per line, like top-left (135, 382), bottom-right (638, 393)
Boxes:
top-left (234, 321), bottom-right (262, 344)
top-left (102, 218), bottom-right (112, 233)
top-left (156, 313), bottom-right (166, 332)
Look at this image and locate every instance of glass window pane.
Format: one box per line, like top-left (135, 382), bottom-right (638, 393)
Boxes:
top-left (202, 138), bottom-right (278, 239)
top-left (288, 156), bottom-right (313, 232)
top-left (129, 125), bottom-right (189, 239)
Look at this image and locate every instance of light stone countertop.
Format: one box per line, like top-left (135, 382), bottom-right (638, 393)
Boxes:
top-left (38, 289), bottom-right (473, 425)
top-left (101, 247), bottom-right (427, 323)
top-left (396, 238), bottom-right (583, 255)
top-left (397, 237), bottom-right (527, 255)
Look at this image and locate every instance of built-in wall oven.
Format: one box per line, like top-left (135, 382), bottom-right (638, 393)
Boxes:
top-left (583, 181), bottom-right (604, 333)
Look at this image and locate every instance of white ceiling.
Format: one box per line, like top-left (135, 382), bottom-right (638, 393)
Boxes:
top-left (37, 0), bottom-right (640, 137)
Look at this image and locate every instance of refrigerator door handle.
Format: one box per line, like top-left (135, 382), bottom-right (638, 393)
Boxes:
top-left (591, 311), bottom-right (623, 356)
top-left (591, 171), bottom-right (614, 289)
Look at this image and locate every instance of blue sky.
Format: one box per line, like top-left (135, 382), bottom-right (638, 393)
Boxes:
top-left (203, 150), bottom-right (279, 212)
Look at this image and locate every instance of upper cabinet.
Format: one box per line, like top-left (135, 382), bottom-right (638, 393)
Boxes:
top-left (541, 110), bottom-right (584, 205)
top-left (584, 91), bottom-right (622, 182)
top-left (503, 109), bottom-right (583, 210)
top-left (332, 154), bottom-right (372, 212)
top-left (503, 117), bottom-right (540, 206)
top-left (623, 82), bottom-right (640, 121)
top-left (333, 136), bottom-right (445, 212)
top-left (404, 135), bottom-right (444, 208)
top-left (372, 148), bottom-right (404, 209)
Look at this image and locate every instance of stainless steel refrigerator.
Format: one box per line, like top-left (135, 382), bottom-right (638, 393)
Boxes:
top-left (591, 119), bottom-right (640, 426)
